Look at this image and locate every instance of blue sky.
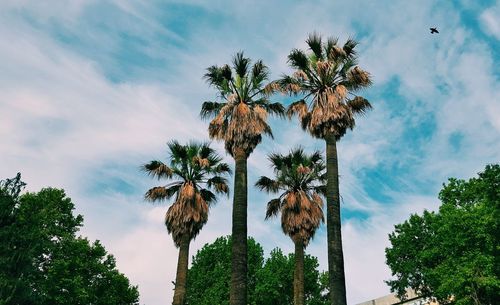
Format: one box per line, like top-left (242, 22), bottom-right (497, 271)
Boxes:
top-left (1, 1), bottom-right (499, 304)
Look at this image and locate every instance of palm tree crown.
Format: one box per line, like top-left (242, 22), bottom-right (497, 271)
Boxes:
top-left (256, 148), bottom-right (325, 245)
top-left (279, 33), bottom-right (372, 139)
top-left (200, 52), bottom-right (285, 157)
top-left (142, 141), bottom-right (231, 246)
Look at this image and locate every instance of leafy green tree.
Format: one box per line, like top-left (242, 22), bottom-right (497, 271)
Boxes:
top-left (278, 33), bottom-right (372, 305)
top-left (255, 248), bottom-right (328, 305)
top-left (186, 236), bottom-right (264, 305)
top-left (0, 175), bottom-right (139, 305)
top-left (256, 148), bottom-right (325, 305)
top-left (39, 238), bottom-right (139, 305)
top-left (385, 164), bottom-right (500, 305)
top-left (200, 52), bottom-right (285, 305)
top-left (186, 236), bottom-right (328, 305)
top-left (142, 141), bottom-right (231, 305)
top-left (0, 173), bottom-right (31, 304)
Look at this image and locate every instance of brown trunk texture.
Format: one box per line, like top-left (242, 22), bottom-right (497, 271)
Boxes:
top-left (229, 150), bottom-right (248, 305)
top-left (326, 135), bottom-right (347, 305)
top-left (172, 234), bottom-right (190, 305)
top-left (293, 240), bottom-right (305, 305)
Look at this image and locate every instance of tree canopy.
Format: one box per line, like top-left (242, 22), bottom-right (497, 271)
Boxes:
top-left (385, 164), bottom-right (500, 305)
top-left (200, 52), bottom-right (285, 157)
top-left (279, 33), bottom-right (372, 140)
top-left (143, 141), bottom-right (231, 246)
top-left (0, 174), bottom-right (139, 305)
top-left (186, 236), bottom-right (328, 305)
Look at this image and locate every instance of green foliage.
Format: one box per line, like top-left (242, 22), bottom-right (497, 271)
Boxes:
top-left (186, 236), bottom-right (263, 305)
top-left (254, 248), bottom-right (327, 305)
top-left (186, 236), bottom-right (328, 305)
top-left (385, 164), bottom-right (500, 305)
top-left (0, 175), bottom-right (139, 305)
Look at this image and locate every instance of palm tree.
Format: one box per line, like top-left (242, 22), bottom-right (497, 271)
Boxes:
top-left (142, 141), bottom-right (231, 305)
top-left (278, 33), bottom-right (372, 305)
top-left (200, 52), bottom-right (285, 305)
top-left (256, 148), bottom-right (325, 305)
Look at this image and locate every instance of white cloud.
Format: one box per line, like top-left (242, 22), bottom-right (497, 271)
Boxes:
top-left (1, 1), bottom-right (499, 305)
top-left (480, 1), bottom-right (500, 40)
top-left (342, 194), bottom-right (440, 304)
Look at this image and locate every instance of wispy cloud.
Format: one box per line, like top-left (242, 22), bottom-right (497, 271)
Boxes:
top-left (1, 1), bottom-right (499, 304)
top-left (480, 1), bottom-right (500, 40)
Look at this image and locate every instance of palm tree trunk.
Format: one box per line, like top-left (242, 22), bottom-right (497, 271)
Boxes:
top-left (293, 239), bottom-right (305, 305)
top-left (172, 234), bottom-right (190, 305)
top-left (230, 148), bottom-right (248, 305)
top-left (325, 134), bottom-right (347, 305)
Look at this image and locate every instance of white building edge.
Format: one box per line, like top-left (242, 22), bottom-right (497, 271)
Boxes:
top-left (356, 290), bottom-right (438, 305)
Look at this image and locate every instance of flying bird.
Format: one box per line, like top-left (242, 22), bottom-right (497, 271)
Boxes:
top-left (430, 27), bottom-right (439, 34)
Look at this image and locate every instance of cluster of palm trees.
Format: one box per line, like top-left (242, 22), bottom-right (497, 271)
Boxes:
top-left (143, 33), bottom-right (372, 305)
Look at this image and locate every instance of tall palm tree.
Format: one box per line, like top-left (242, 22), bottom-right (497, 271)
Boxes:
top-left (278, 33), bottom-right (372, 305)
top-left (200, 52), bottom-right (285, 305)
top-left (256, 148), bottom-right (325, 305)
top-left (142, 141), bottom-right (231, 305)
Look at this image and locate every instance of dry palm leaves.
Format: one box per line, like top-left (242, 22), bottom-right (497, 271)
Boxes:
top-left (281, 191), bottom-right (324, 246)
top-left (281, 35), bottom-right (373, 140)
top-left (202, 52), bottom-right (284, 157)
top-left (257, 148), bottom-right (326, 247)
top-left (142, 141), bottom-right (231, 248)
top-left (209, 101), bottom-right (272, 157)
top-left (165, 183), bottom-right (210, 246)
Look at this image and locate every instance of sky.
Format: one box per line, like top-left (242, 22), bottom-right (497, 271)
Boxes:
top-left (1, 0), bottom-right (499, 304)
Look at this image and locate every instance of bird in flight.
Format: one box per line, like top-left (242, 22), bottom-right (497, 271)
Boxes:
top-left (430, 27), bottom-right (439, 34)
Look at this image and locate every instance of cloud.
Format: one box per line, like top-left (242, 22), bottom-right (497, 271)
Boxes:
top-left (1, 1), bottom-right (499, 305)
top-left (480, 1), bottom-right (500, 40)
top-left (342, 194), bottom-right (441, 304)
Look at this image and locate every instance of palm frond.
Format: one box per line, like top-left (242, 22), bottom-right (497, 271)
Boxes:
top-left (300, 112), bottom-right (311, 131)
top-left (265, 198), bottom-right (282, 219)
top-left (255, 176), bottom-right (281, 193)
top-left (325, 36), bottom-right (339, 60)
top-left (145, 184), bottom-right (181, 202)
top-left (347, 96), bottom-right (372, 115)
top-left (263, 81), bottom-right (281, 95)
top-left (288, 49), bottom-right (309, 71)
top-left (221, 64), bottom-right (232, 80)
top-left (339, 58), bottom-right (358, 78)
top-left (251, 60), bottom-right (269, 91)
top-left (211, 162), bottom-right (232, 175)
top-left (313, 185), bottom-right (327, 197)
top-left (233, 52), bottom-right (250, 78)
top-left (198, 142), bottom-right (214, 159)
top-left (142, 160), bottom-right (173, 179)
top-left (167, 140), bottom-right (188, 161)
top-left (254, 99), bottom-right (285, 118)
top-left (343, 37), bottom-right (358, 58)
top-left (204, 65), bottom-right (228, 89)
top-left (204, 65), bottom-right (232, 97)
top-left (206, 176), bottom-right (230, 195)
top-left (259, 118), bottom-right (274, 139)
top-left (199, 189), bottom-right (217, 206)
top-left (268, 152), bottom-right (284, 171)
top-left (287, 100), bottom-right (308, 120)
top-left (204, 65), bottom-right (222, 86)
top-left (306, 32), bottom-right (323, 60)
top-left (277, 75), bottom-right (303, 95)
top-left (200, 101), bottom-right (226, 120)
top-left (346, 66), bottom-right (372, 90)
top-left (309, 150), bottom-right (323, 164)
